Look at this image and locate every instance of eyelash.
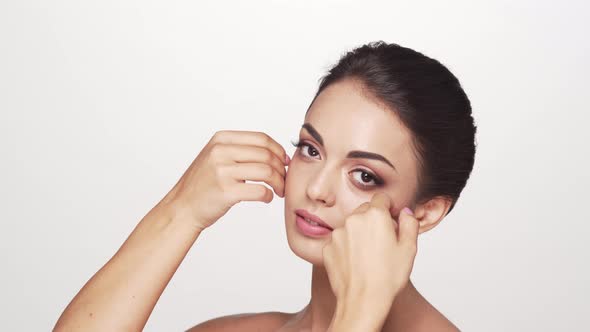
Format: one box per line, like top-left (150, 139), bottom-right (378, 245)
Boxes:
top-left (290, 139), bottom-right (385, 189)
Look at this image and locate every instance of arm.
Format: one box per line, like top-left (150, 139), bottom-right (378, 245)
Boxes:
top-left (53, 202), bottom-right (201, 331)
top-left (53, 130), bottom-right (289, 331)
top-left (323, 193), bottom-right (420, 332)
top-left (327, 294), bottom-right (393, 332)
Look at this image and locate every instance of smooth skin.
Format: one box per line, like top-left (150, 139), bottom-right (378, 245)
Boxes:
top-left (54, 79), bottom-right (460, 331)
top-left (324, 193), bottom-right (420, 332)
top-left (53, 130), bottom-right (290, 331)
top-left (276, 78), bottom-right (458, 331)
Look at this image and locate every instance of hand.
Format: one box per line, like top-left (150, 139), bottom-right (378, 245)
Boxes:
top-left (160, 130), bottom-right (289, 232)
top-left (323, 192), bottom-right (420, 329)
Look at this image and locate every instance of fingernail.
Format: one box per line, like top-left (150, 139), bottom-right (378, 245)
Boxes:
top-left (285, 155), bottom-right (291, 165)
top-left (402, 207), bottom-right (413, 216)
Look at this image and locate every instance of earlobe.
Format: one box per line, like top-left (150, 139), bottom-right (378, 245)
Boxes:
top-left (413, 197), bottom-right (453, 234)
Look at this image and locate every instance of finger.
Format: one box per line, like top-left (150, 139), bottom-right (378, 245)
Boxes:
top-left (322, 244), bottom-right (337, 286)
top-left (225, 163), bottom-right (285, 197)
top-left (322, 243), bottom-right (333, 262)
top-left (211, 130), bottom-right (288, 166)
top-left (216, 144), bottom-right (286, 178)
top-left (229, 182), bottom-right (274, 204)
top-left (398, 207), bottom-right (420, 246)
top-left (351, 201), bottom-right (371, 215)
top-left (370, 192), bottom-right (392, 213)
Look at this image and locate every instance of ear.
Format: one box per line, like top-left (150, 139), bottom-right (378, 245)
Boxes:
top-left (413, 196), bottom-right (453, 234)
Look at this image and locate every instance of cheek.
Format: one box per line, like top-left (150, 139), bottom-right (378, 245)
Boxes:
top-left (284, 160), bottom-right (302, 197)
top-left (339, 194), bottom-right (368, 217)
top-left (387, 192), bottom-right (414, 219)
top-left (340, 188), bottom-right (409, 219)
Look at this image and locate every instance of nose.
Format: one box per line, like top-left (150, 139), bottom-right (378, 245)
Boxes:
top-left (305, 163), bottom-right (336, 207)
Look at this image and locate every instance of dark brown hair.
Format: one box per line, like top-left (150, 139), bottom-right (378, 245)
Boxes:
top-left (307, 41), bottom-right (477, 214)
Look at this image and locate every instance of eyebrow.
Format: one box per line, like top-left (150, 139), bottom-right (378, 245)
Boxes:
top-left (301, 123), bottom-right (397, 171)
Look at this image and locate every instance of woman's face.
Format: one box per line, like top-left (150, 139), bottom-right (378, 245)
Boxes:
top-left (283, 79), bottom-right (420, 266)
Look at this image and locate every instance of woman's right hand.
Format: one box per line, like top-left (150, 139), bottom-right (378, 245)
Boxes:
top-left (160, 130), bottom-right (289, 232)
top-left (53, 130), bottom-right (289, 332)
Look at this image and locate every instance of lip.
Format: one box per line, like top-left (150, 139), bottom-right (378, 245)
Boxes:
top-left (295, 209), bottom-right (333, 230)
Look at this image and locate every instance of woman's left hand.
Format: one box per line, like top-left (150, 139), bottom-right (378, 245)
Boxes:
top-left (323, 192), bottom-right (420, 331)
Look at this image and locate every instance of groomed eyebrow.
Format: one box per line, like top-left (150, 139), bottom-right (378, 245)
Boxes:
top-left (301, 123), bottom-right (397, 171)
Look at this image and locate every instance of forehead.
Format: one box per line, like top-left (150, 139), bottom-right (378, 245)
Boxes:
top-left (304, 79), bottom-right (414, 160)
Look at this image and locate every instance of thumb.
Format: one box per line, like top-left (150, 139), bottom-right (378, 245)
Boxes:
top-left (398, 207), bottom-right (419, 245)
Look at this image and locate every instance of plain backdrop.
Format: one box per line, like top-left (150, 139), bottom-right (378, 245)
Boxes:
top-left (1, 1), bottom-right (589, 331)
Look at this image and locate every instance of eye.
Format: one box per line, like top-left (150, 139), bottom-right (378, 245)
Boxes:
top-left (291, 139), bottom-right (320, 159)
top-left (350, 169), bottom-right (384, 188)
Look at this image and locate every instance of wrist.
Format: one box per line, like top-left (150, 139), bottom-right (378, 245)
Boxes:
top-left (328, 298), bottom-right (390, 332)
top-left (149, 201), bottom-right (205, 237)
top-left (155, 192), bottom-right (210, 231)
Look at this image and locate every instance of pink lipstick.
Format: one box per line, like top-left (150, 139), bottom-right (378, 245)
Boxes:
top-left (294, 209), bottom-right (333, 237)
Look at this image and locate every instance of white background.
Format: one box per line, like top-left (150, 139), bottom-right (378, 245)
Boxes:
top-left (1, 1), bottom-right (589, 331)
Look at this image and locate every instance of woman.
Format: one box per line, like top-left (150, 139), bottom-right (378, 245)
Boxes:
top-left (54, 41), bottom-right (476, 331)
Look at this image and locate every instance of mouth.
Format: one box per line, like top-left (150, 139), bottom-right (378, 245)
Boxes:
top-left (294, 209), bottom-right (334, 237)
top-left (295, 209), bottom-right (333, 230)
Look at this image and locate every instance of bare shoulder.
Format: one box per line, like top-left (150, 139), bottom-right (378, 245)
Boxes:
top-left (415, 311), bottom-right (460, 332)
top-left (386, 305), bottom-right (459, 332)
top-left (409, 300), bottom-right (460, 332)
top-left (386, 286), bottom-right (461, 332)
top-left (186, 311), bottom-right (293, 332)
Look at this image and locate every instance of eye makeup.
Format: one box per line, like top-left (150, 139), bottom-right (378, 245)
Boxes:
top-left (290, 139), bottom-right (386, 190)
top-left (291, 139), bottom-right (320, 158)
top-left (301, 123), bottom-right (397, 172)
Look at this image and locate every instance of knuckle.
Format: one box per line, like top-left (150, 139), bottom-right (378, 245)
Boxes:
top-left (353, 202), bottom-right (370, 214)
top-left (256, 185), bottom-right (269, 199)
top-left (261, 132), bottom-right (272, 143)
top-left (248, 185), bottom-right (268, 202)
top-left (209, 143), bottom-right (224, 158)
top-left (214, 164), bottom-right (227, 178)
top-left (264, 149), bottom-right (275, 163)
top-left (368, 206), bottom-right (387, 218)
top-left (367, 206), bottom-right (380, 214)
top-left (211, 130), bottom-right (226, 142)
top-left (260, 163), bottom-right (274, 178)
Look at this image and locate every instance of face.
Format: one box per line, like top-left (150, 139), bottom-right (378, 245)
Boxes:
top-left (283, 78), bottom-right (420, 266)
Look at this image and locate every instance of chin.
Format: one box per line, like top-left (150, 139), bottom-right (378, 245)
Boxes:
top-left (284, 209), bottom-right (330, 267)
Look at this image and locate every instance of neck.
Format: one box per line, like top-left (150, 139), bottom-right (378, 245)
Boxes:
top-left (308, 265), bottom-right (338, 330)
top-left (296, 265), bottom-right (422, 331)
